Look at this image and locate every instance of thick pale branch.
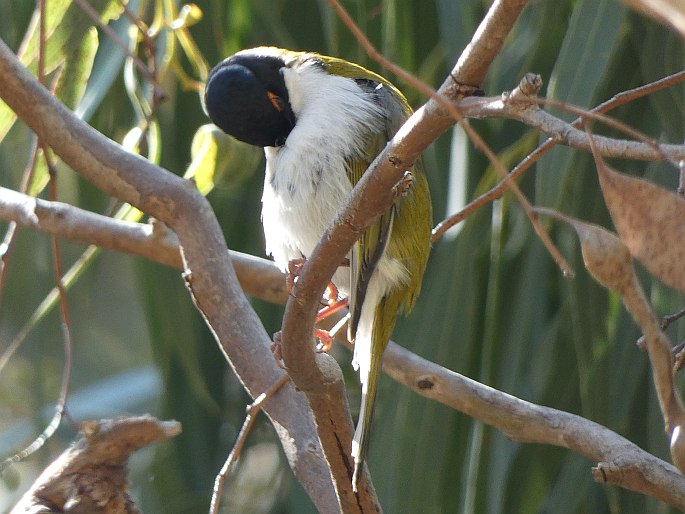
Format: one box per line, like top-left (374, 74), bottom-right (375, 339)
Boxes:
top-left (0, 186), bottom-right (180, 267)
top-left (0, 38), bottom-right (337, 512)
top-left (0, 186), bottom-right (288, 304)
top-left (383, 343), bottom-right (685, 510)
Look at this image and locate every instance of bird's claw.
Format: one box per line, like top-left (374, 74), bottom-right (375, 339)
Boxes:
top-left (271, 331), bottom-right (287, 369)
top-left (315, 329), bottom-right (335, 352)
top-left (286, 258), bottom-right (307, 292)
top-left (393, 171), bottom-right (414, 199)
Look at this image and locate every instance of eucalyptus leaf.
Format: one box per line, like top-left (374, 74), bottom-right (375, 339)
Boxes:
top-left (75, 0), bottom-right (139, 121)
top-left (596, 157), bottom-right (685, 293)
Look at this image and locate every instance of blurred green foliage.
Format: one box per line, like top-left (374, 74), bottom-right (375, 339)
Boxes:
top-left (1, 1), bottom-right (684, 513)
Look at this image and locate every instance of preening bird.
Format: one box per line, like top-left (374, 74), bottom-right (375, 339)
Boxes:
top-left (204, 47), bottom-right (431, 490)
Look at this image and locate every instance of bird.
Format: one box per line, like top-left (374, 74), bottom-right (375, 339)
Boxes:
top-left (203, 46), bottom-right (432, 491)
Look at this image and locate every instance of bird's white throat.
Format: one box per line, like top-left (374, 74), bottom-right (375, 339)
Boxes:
top-left (261, 60), bottom-right (385, 290)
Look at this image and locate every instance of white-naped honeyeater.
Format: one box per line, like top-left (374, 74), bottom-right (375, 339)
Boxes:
top-left (203, 47), bottom-right (432, 491)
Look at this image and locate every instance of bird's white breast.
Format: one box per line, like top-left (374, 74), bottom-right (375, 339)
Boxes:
top-left (260, 61), bottom-right (385, 294)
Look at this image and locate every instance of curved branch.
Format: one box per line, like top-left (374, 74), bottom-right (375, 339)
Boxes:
top-left (281, 0), bottom-right (531, 505)
top-left (0, 39), bottom-right (337, 512)
top-left (383, 343), bottom-right (685, 510)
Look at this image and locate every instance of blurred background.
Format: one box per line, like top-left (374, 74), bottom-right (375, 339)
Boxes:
top-left (0, 0), bottom-right (684, 512)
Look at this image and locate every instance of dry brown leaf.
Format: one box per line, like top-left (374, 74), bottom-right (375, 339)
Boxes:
top-left (536, 206), bottom-right (685, 467)
top-left (623, 0), bottom-right (685, 38)
top-left (573, 219), bottom-right (685, 475)
top-left (566, 218), bottom-right (657, 347)
top-left (594, 152), bottom-right (685, 294)
top-left (533, 208), bottom-right (637, 295)
top-left (572, 220), bottom-right (636, 295)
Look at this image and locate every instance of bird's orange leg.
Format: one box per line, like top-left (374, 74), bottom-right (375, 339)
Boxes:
top-left (313, 268), bottom-right (348, 352)
top-left (286, 258), bottom-right (307, 291)
top-left (270, 332), bottom-right (286, 369)
top-left (316, 297), bottom-right (348, 322)
top-left (276, 258), bottom-right (349, 356)
top-left (315, 313), bottom-right (350, 352)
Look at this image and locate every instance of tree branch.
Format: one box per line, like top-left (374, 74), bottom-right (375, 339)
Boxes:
top-left (383, 343), bottom-right (685, 510)
top-left (10, 416), bottom-right (181, 514)
top-left (0, 38), bottom-right (338, 512)
top-left (0, 186), bottom-right (288, 305)
top-left (462, 92), bottom-right (685, 161)
top-left (280, 0), bottom-right (531, 506)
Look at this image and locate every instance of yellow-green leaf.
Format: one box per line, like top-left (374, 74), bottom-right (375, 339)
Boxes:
top-left (184, 124), bottom-right (262, 195)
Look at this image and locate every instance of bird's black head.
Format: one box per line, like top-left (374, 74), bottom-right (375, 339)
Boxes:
top-left (204, 53), bottom-right (296, 147)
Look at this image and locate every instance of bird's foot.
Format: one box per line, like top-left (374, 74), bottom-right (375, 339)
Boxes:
top-left (315, 329), bottom-right (335, 352)
top-left (286, 258), bottom-right (307, 292)
top-left (323, 280), bottom-right (340, 305)
top-left (393, 171), bottom-right (414, 199)
top-left (314, 296), bottom-right (349, 352)
top-left (315, 312), bottom-right (351, 352)
top-left (284, 258), bottom-right (349, 353)
top-left (271, 331), bottom-right (287, 369)
top-left (288, 258), bottom-right (346, 314)
top-left (316, 297), bottom-right (349, 322)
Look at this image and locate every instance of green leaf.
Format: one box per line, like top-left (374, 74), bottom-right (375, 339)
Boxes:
top-left (75, 3), bottom-right (135, 121)
top-left (54, 27), bottom-right (99, 112)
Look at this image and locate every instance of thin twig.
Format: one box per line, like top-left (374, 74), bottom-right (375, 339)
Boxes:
top-left (118, 0), bottom-right (154, 46)
top-left (664, 308), bottom-right (685, 331)
top-left (38, 1), bottom-right (73, 436)
top-left (327, 0), bottom-right (573, 277)
top-left (0, 144), bottom-right (40, 308)
top-left (0, 6), bottom-right (75, 470)
top-left (432, 70), bottom-right (685, 240)
top-left (209, 374), bottom-right (290, 514)
top-left (72, 0), bottom-right (162, 91)
top-left (44, 153), bottom-right (74, 424)
top-left (528, 96), bottom-right (676, 165)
